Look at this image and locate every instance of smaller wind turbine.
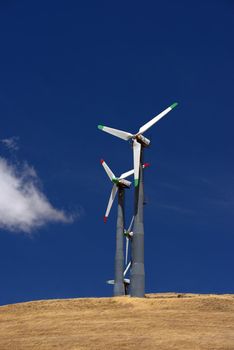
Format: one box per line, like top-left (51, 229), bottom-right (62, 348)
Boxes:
top-left (107, 249), bottom-right (132, 295)
top-left (101, 160), bottom-right (149, 222)
top-left (98, 102), bottom-right (178, 186)
top-left (101, 159), bottom-right (135, 295)
top-left (107, 263), bottom-right (131, 288)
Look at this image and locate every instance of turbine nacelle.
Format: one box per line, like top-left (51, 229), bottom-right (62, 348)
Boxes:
top-left (135, 134), bottom-right (150, 147)
top-left (124, 229), bottom-right (133, 239)
top-left (112, 178), bottom-right (131, 188)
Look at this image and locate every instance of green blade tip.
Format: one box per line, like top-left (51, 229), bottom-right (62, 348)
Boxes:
top-left (134, 179), bottom-right (139, 187)
top-left (170, 102), bottom-right (178, 109)
top-left (98, 125), bottom-right (104, 130)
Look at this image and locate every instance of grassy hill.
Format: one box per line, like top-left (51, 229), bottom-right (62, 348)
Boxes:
top-left (0, 293), bottom-right (234, 350)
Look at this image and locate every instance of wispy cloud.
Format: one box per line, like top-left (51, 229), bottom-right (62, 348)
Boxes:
top-left (0, 157), bottom-right (74, 233)
top-left (158, 203), bottom-right (195, 215)
top-left (156, 174), bottom-right (234, 218)
top-left (159, 181), bottom-right (182, 192)
top-left (1, 136), bottom-right (19, 151)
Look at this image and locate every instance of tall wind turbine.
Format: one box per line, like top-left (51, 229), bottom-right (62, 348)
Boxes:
top-left (98, 103), bottom-right (178, 297)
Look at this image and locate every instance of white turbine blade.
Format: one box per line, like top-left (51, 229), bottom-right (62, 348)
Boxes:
top-left (124, 261), bottom-right (131, 276)
top-left (98, 125), bottom-right (133, 141)
top-left (128, 216), bottom-right (134, 232)
top-left (125, 237), bottom-right (129, 265)
top-left (138, 102), bottom-right (178, 135)
top-left (119, 168), bottom-right (134, 179)
top-left (106, 280), bottom-right (115, 285)
top-left (120, 163), bottom-right (149, 180)
top-left (133, 139), bottom-right (141, 187)
top-left (100, 159), bottom-right (115, 181)
top-left (104, 185), bottom-right (118, 223)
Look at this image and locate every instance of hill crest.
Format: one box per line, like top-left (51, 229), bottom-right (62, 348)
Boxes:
top-left (0, 293), bottom-right (234, 349)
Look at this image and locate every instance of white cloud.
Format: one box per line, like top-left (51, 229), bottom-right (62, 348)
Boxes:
top-left (0, 157), bottom-right (73, 233)
top-left (1, 136), bottom-right (19, 151)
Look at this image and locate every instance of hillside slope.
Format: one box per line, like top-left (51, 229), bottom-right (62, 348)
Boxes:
top-left (0, 293), bottom-right (233, 350)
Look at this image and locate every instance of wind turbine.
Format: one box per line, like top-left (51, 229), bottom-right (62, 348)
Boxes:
top-left (98, 102), bottom-right (178, 187)
top-left (101, 160), bottom-right (149, 296)
top-left (101, 159), bottom-right (133, 296)
top-left (107, 262), bottom-right (131, 295)
top-left (98, 103), bottom-right (178, 297)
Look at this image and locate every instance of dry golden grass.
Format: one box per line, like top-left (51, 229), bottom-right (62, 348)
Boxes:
top-left (0, 293), bottom-right (234, 350)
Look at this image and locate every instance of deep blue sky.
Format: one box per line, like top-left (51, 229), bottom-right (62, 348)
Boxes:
top-left (0, 0), bottom-right (234, 305)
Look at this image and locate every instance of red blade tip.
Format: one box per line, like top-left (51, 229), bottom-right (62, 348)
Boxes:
top-left (143, 162), bottom-right (150, 168)
top-left (104, 216), bottom-right (107, 223)
top-left (100, 159), bottom-right (104, 164)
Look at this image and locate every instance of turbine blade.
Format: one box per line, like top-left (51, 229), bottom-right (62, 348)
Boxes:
top-left (104, 185), bottom-right (118, 222)
top-left (138, 102), bottom-right (178, 135)
top-left (106, 280), bottom-right (115, 285)
top-left (119, 169), bottom-right (134, 179)
top-left (100, 159), bottom-right (115, 181)
top-left (124, 261), bottom-right (131, 276)
top-left (133, 139), bottom-right (141, 187)
top-left (98, 125), bottom-right (133, 141)
top-left (128, 216), bottom-right (134, 232)
top-left (119, 163), bottom-right (149, 180)
top-left (125, 237), bottom-right (129, 265)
